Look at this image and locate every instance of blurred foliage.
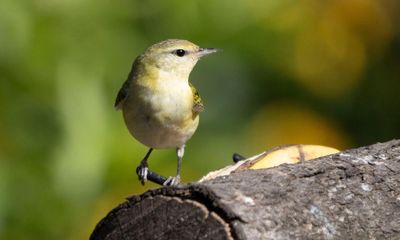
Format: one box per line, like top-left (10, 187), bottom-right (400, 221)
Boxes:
top-left (0, 0), bottom-right (399, 239)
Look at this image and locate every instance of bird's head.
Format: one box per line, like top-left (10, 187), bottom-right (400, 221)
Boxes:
top-left (141, 39), bottom-right (219, 79)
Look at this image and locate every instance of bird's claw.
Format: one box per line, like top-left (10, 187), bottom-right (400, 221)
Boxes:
top-left (136, 164), bottom-right (148, 185)
top-left (163, 175), bottom-right (181, 186)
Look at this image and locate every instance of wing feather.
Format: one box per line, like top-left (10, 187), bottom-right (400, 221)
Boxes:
top-left (190, 83), bottom-right (204, 117)
top-left (114, 56), bottom-right (142, 110)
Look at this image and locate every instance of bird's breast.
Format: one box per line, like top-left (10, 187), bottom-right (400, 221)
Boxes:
top-left (149, 79), bottom-right (193, 123)
top-left (122, 77), bottom-right (198, 148)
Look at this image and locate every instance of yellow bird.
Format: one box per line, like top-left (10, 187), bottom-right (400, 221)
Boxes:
top-left (115, 39), bottom-right (219, 186)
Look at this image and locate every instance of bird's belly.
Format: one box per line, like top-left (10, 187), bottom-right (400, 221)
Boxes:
top-left (122, 91), bottom-right (199, 148)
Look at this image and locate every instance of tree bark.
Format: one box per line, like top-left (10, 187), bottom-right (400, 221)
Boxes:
top-left (90, 140), bottom-right (400, 240)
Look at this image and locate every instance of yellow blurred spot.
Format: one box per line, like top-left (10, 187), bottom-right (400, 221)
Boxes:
top-left (246, 102), bottom-right (350, 152)
top-left (250, 0), bottom-right (395, 98)
top-left (332, 0), bottom-right (393, 47)
top-left (293, 16), bottom-right (366, 97)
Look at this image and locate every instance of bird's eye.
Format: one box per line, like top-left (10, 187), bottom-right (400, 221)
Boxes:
top-left (174, 49), bottom-right (186, 57)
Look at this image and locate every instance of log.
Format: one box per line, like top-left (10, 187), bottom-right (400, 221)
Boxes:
top-left (90, 140), bottom-right (400, 240)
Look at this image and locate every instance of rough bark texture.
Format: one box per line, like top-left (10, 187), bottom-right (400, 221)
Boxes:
top-left (91, 140), bottom-right (400, 240)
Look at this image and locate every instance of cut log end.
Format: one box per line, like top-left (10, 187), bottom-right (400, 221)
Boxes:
top-left (91, 188), bottom-right (235, 240)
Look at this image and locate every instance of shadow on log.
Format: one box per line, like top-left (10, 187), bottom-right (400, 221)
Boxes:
top-left (91, 140), bottom-right (400, 240)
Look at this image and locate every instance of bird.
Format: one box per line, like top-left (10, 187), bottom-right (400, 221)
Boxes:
top-left (114, 39), bottom-right (219, 186)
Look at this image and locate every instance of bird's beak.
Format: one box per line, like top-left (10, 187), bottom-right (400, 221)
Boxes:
top-left (197, 48), bottom-right (221, 57)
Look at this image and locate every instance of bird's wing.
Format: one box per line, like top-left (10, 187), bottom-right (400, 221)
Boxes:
top-left (114, 77), bottom-right (131, 110)
top-left (190, 83), bottom-right (204, 116)
top-left (114, 56), bottom-right (141, 110)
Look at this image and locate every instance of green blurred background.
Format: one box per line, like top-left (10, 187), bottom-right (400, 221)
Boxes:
top-left (1, 0), bottom-right (399, 239)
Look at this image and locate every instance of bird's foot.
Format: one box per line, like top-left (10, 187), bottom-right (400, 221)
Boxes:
top-left (136, 163), bottom-right (149, 185)
top-left (163, 175), bottom-right (181, 186)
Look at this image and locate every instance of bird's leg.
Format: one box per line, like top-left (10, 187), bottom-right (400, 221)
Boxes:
top-left (136, 148), bottom-right (153, 185)
top-left (163, 145), bottom-right (185, 186)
